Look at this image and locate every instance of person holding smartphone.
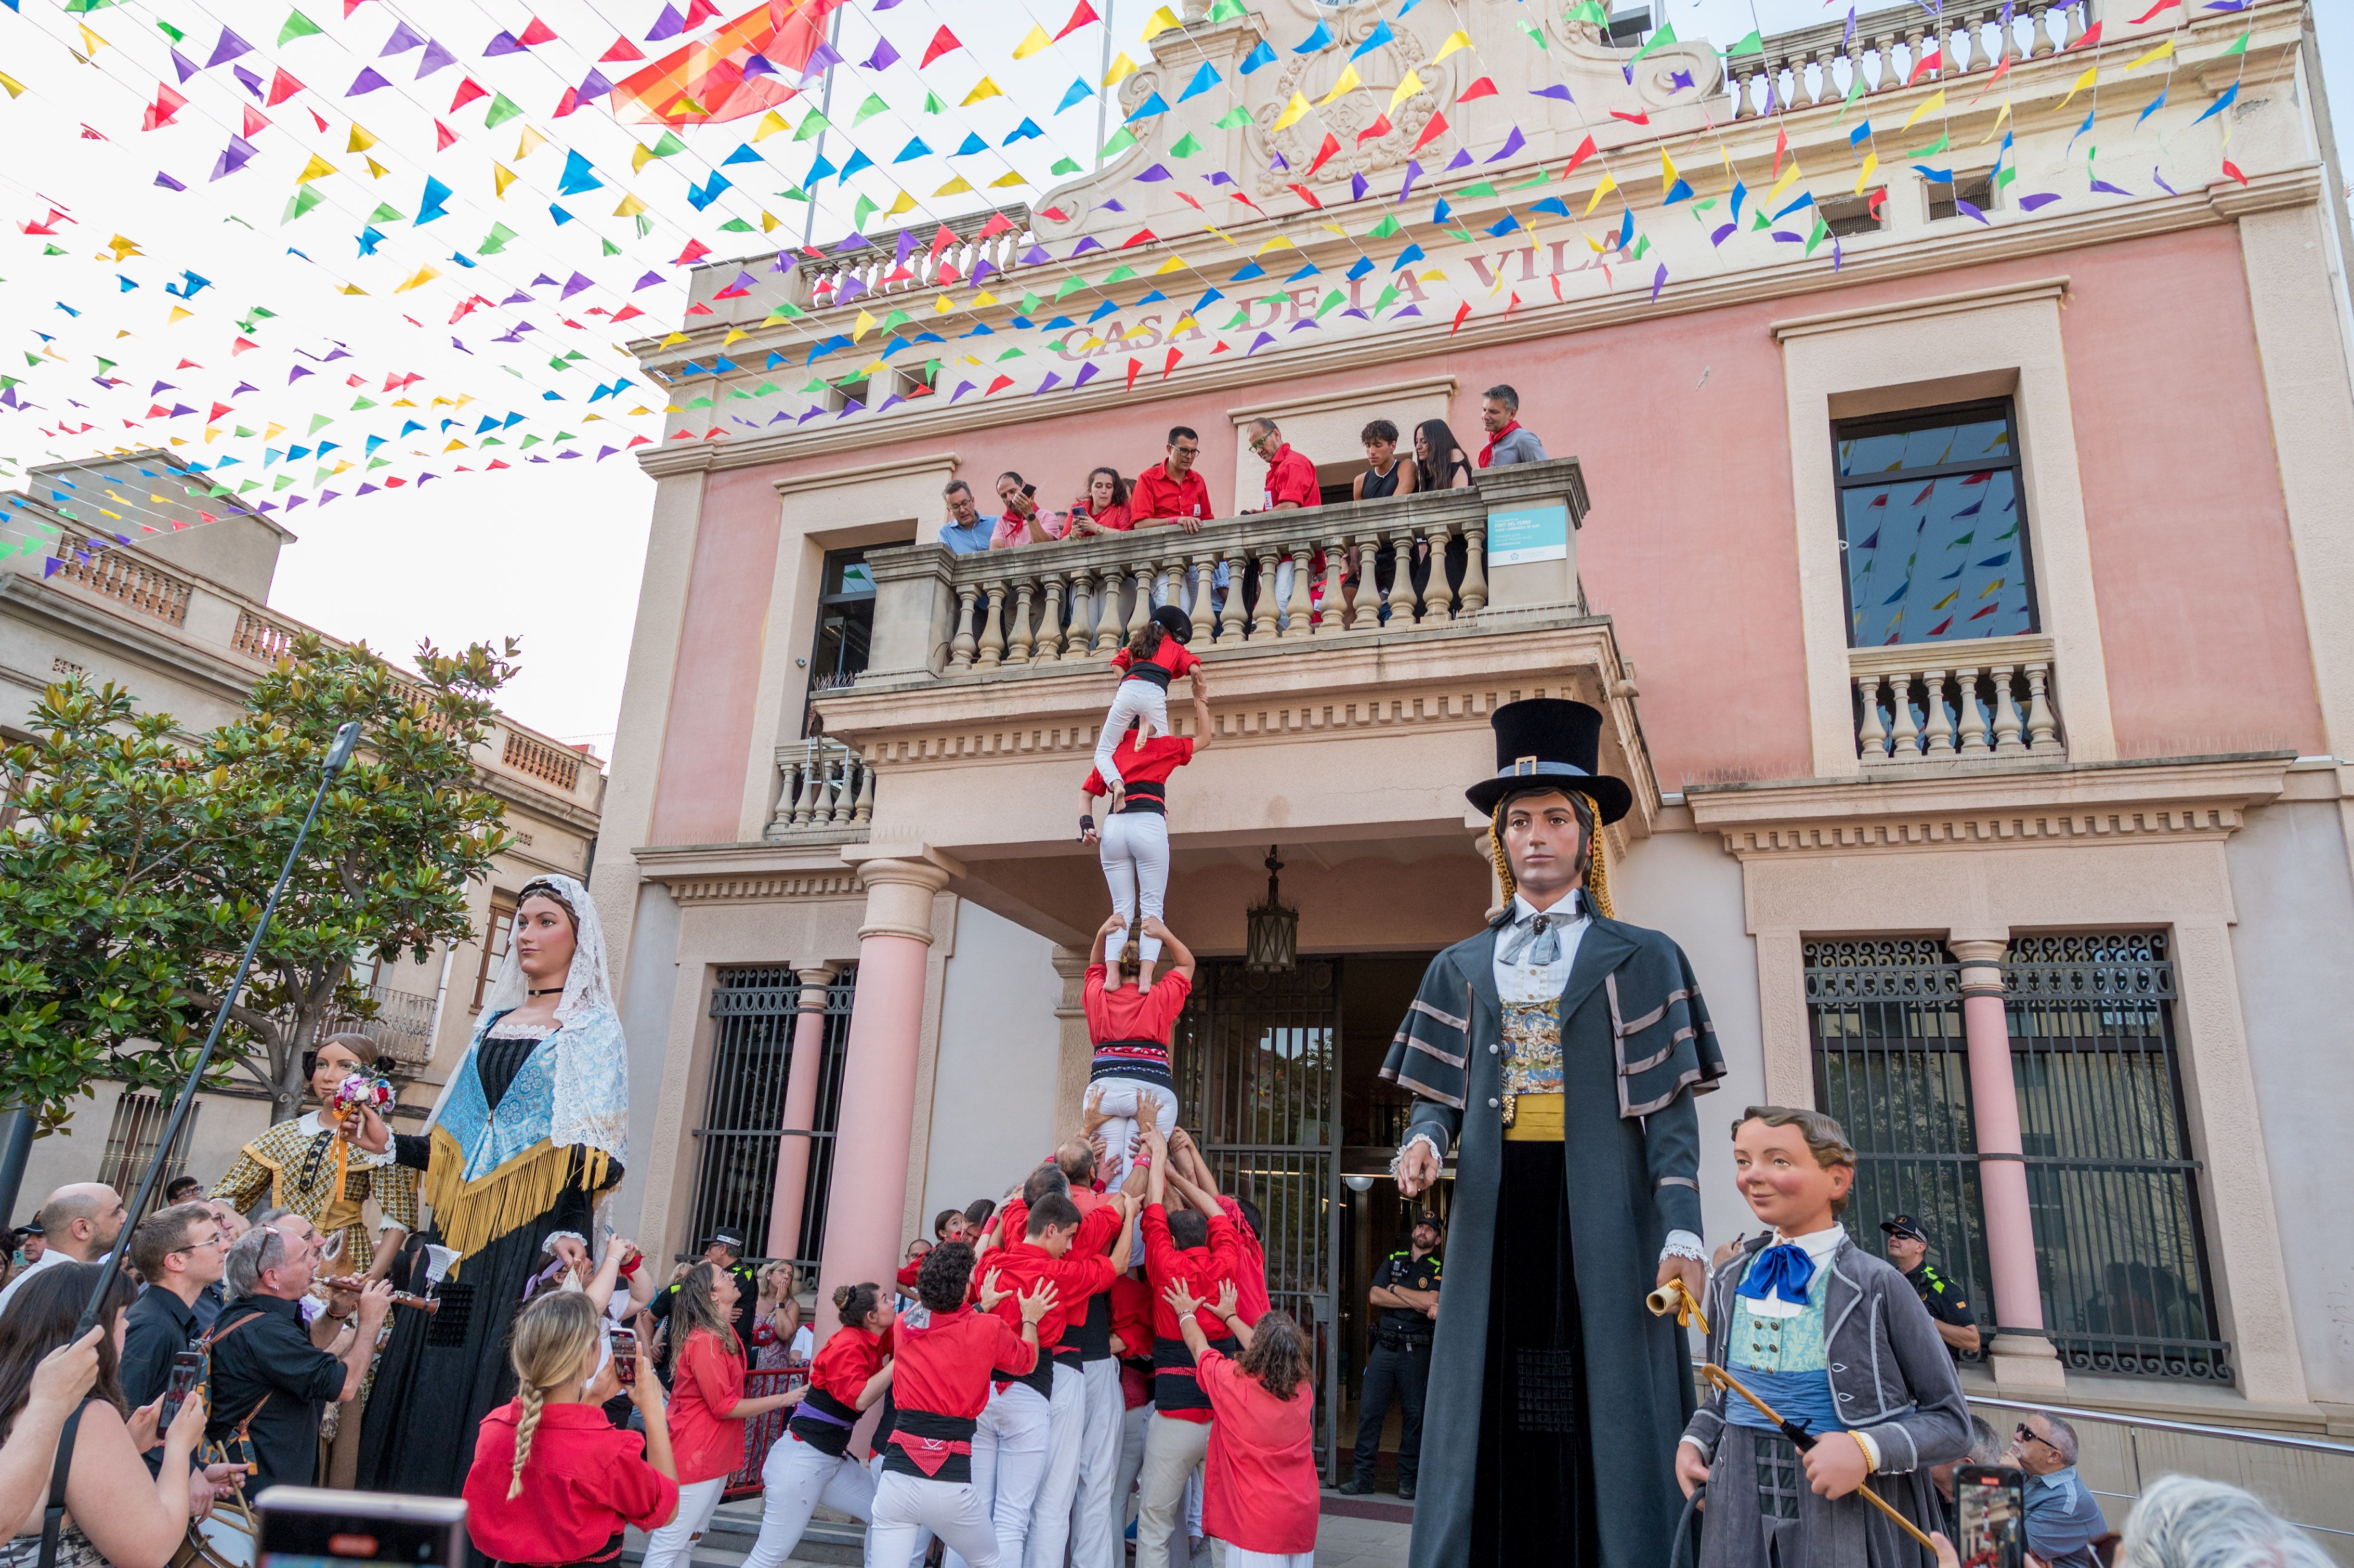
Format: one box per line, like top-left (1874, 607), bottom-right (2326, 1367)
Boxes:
top-left (991, 471), bottom-right (1067, 548)
top-left (465, 1290), bottom-right (679, 1568)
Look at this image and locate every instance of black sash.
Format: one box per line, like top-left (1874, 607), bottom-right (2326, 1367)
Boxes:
top-left (881, 1408), bottom-right (978, 1483)
top-left (1151, 1332), bottom-right (1240, 1414)
top-left (1122, 662), bottom-right (1172, 689)
top-left (786, 1387), bottom-right (860, 1457)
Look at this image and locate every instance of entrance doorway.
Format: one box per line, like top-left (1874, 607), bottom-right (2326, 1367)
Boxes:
top-left (1171, 952), bottom-right (1436, 1482)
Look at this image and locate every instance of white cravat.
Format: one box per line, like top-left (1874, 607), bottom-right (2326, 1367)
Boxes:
top-left (1493, 892), bottom-right (1589, 1003)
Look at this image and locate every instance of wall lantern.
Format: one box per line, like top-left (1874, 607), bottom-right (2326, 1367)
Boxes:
top-left (1245, 844), bottom-right (1297, 973)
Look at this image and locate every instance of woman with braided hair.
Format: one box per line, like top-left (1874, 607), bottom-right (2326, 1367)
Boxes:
top-left (463, 1290), bottom-right (678, 1568)
top-left (1379, 699), bottom-right (1729, 1568)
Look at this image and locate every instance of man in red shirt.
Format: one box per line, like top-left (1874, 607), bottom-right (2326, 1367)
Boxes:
top-left (1162, 1129), bottom-right (1271, 1324)
top-left (1131, 1129), bottom-right (1240, 1568)
top-left (1131, 425), bottom-right (1218, 621)
top-left (1244, 417), bottom-right (1323, 635)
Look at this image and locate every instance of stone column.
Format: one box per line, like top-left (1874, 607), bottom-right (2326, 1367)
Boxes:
top-left (813, 859), bottom-right (950, 1349)
top-left (763, 964), bottom-right (839, 1262)
top-left (1951, 937), bottom-right (2065, 1392)
top-left (1051, 946), bottom-right (1095, 1141)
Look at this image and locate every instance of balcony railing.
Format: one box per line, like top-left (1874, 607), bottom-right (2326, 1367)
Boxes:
top-left (1727, 0), bottom-right (2090, 120)
top-left (1850, 633), bottom-right (2062, 765)
top-left (501, 728), bottom-right (585, 793)
top-left (51, 534), bottom-right (194, 629)
top-left (321, 982), bottom-right (439, 1068)
top-left (768, 737), bottom-right (873, 840)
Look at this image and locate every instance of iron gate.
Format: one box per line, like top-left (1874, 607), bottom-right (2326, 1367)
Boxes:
top-left (1173, 957), bottom-right (1344, 1479)
top-left (686, 966), bottom-right (857, 1274)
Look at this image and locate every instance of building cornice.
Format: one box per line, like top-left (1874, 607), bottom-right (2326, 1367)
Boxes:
top-left (1225, 375), bottom-right (1459, 429)
top-left (773, 450), bottom-right (962, 499)
top-left (1771, 278), bottom-right (2070, 341)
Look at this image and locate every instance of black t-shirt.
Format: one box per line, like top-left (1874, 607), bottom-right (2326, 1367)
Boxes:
top-left (1371, 1248), bottom-right (1442, 1339)
top-left (650, 1262), bottom-right (760, 1363)
top-left (120, 1285), bottom-right (200, 1412)
top-left (204, 1294), bottom-right (347, 1497)
top-left (1906, 1262), bottom-right (1978, 1357)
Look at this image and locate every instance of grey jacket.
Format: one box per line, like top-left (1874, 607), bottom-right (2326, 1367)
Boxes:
top-left (1683, 1232), bottom-right (1971, 1474)
top-left (1483, 425), bottom-right (1548, 466)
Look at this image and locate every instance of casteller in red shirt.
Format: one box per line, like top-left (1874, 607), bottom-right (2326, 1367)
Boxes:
top-left (1109, 634), bottom-right (1202, 686)
top-left (1214, 1194), bottom-right (1272, 1324)
top-left (1197, 1349), bottom-right (1320, 1555)
top-left (1131, 462), bottom-right (1213, 526)
top-left (1082, 733), bottom-right (1193, 818)
top-left (665, 1328), bottom-right (749, 1484)
top-left (465, 1402), bottom-right (679, 1564)
top-left (787, 1318), bottom-right (893, 1458)
top-left (1260, 443), bottom-right (1320, 511)
top-left (1141, 1203), bottom-right (1241, 1422)
top-left (882, 1304), bottom-right (1037, 1483)
top-left (974, 1207), bottom-right (1127, 1394)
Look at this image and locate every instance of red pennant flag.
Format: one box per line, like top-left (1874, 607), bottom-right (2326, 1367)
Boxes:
top-left (1906, 49), bottom-right (1941, 83)
top-left (613, 0), bottom-right (842, 126)
top-left (1285, 183), bottom-right (1323, 208)
top-left (207, 401), bottom-right (232, 420)
top-left (1772, 125), bottom-right (1787, 176)
top-left (1449, 301), bottom-right (1470, 336)
top-left (142, 83), bottom-right (189, 130)
top-left (1355, 112), bottom-right (1392, 147)
top-left (1457, 75), bottom-right (1497, 101)
top-left (434, 119), bottom-right (457, 149)
top-left (1306, 132), bottom-right (1339, 177)
top-left (308, 108), bottom-right (328, 132)
top-left (976, 211), bottom-right (1015, 239)
top-left (265, 68), bottom-right (305, 106)
top-left (2125, 0), bottom-right (2176, 18)
top-left (1410, 111), bottom-right (1448, 152)
top-left (684, 0), bottom-right (719, 24)
top-left (1055, 0), bottom-right (1100, 38)
top-left (1561, 134), bottom-right (1597, 176)
top-left (2222, 159), bottom-right (2247, 186)
top-left (517, 15), bottom-right (557, 45)
top-left (450, 77), bottom-right (488, 110)
top-left (928, 224), bottom-right (958, 259)
top-left (1866, 188), bottom-right (1887, 220)
top-left (1119, 227), bottom-right (1159, 247)
top-left (241, 104), bottom-right (272, 136)
top-left (984, 374), bottom-right (1014, 395)
top-left (2060, 20), bottom-right (2100, 50)
top-left (1039, 205), bottom-right (1071, 222)
top-left (230, 336), bottom-right (259, 354)
top-left (674, 237), bottom-right (711, 264)
top-left (1502, 292), bottom-right (1521, 317)
top-left (340, 0), bottom-right (372, 15)
top-left (554, 86), bottom-right (581, 116)
top-left (601, 35), bottom-right (646, 60)
top-left (610, 303), bottom-right (644, 322)
top-left (1124, 357), bottom-right (1143, 391)
top-left (920, 26), bottom-right (961, 66)
top-left (1610, 107), bottom-right (1650, 124)
top-left (1160, 347), bottom-right (1182, 381)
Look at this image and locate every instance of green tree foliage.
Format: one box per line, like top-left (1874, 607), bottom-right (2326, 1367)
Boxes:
top-left (0, 633), bottom-right (517, 1132)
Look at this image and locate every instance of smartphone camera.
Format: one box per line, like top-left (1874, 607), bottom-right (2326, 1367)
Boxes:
top-left (610, 1326), bottom-right (637, 1387)
top-left (1956, 1464), bottom-right (2027, 1568)
top-left (158, 1349), bottom-right (203, 1434)
top-left (257, 1486), bottom-right (466, 1568)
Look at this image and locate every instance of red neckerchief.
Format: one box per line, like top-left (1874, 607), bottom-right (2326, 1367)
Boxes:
top-left (1479, 421), bottom-right (1522, 469)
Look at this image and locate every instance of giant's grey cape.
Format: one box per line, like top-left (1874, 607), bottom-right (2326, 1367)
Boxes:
top-left (1381, 908), bottom-right (1729, 1568)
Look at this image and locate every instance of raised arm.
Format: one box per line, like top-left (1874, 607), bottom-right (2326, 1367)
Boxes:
top-left (1186, 682), bottom-right (1212, 753)
top-left (1163, 1279), bottom-right (1212, 1364)
top-left (1141, 917), bottom-right (1195, 987)
top-left (1209, 1280), bottom-right (1254, 1350)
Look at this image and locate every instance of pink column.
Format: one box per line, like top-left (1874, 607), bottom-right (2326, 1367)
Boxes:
top-left (1952, 938), bottom-right (2064, 1391)
top-left (764, 965), bottom-right (839, 1262)
top-left (813, 859), bottom-right (949, 1354)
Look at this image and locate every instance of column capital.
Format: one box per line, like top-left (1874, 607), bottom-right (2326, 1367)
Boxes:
top-left (795, 964), bottom-right (841, 989)
top-left (1949, 936), bottom-right (2009, 992)
top-left (856, 857), bottom-right (952, 943)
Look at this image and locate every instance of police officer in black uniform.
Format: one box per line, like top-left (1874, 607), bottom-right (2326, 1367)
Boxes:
top-left (1341, 1211), bottom-right (1444, 1500)
top-left (1880, 1213), bottom-right (1982, 1360)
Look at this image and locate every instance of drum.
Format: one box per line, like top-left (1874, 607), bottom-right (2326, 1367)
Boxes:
top-left (171, 1498), bottom-right (258, 1568)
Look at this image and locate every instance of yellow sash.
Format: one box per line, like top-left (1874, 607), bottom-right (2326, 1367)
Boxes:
top-left (1503, 1093), bottom-right (1566, 1142)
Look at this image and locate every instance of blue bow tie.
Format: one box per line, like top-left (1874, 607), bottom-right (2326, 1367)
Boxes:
top-left (1735, 1242), bottom-right (1816, 1307)
top-left (1498, 897), bottom-right (1579, 966)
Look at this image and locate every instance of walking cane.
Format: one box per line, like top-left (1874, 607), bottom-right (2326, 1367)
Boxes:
top-left (1699, 1363), bottom-right (1939, 1553)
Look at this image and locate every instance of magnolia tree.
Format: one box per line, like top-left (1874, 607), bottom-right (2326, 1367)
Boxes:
top-left (0, 634), bottom-right (516, 1132)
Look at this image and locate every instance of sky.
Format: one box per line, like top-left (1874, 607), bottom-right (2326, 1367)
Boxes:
top-left (7, 0), bottom-right (2349, 756)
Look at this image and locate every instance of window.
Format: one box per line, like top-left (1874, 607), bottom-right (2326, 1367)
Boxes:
top-left (1834, 399), bottom-right (2036, 647)
top-left (1821, 191), bottom-right (1885, 238)
top-left (98, 1093), bottom-right (200, 1220)
top-left (806, 546), bottom-right (886, 709)
top-left (470, 895), bottom-right (515, 1011)
top-left (1928, 173), bottom-right (1996, 222)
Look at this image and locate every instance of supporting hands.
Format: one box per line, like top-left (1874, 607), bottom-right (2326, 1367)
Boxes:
top-left (1016, 1279), bottom-right (1060, 1327)
top-left (976, 1269), bottom-right (1013, 1313)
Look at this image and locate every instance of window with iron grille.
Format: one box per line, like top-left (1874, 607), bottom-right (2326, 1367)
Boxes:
top-left (685, 965), bottom-right (856, 1270)
top-left (98, 1092), bottom-right (200, 1220)
top-left (470, 895), bottom-right (515, 1012)
top-left (1807, 935), bottom-right (2228, 1382)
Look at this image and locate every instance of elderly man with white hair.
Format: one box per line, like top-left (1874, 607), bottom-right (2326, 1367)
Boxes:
top-left (2012, 1413), bottom-right (2109, 1568)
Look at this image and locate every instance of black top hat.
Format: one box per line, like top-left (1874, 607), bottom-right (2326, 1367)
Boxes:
top-left (1150, 604), bottom-right (1194, 645)
top-left (1878, 1214), bottom-right (1928, 1243)
top-left (1465, 698), bottom-right (1632, 823)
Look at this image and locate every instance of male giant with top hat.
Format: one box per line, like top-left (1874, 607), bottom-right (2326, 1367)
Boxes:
top-left (1384, 698), bottom-right (1728, 1568)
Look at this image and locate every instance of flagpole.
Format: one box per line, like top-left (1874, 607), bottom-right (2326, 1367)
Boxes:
top-left (803, 3), bottom-right (845, 247)
top-left (1094, 0), bottom-right (1116, 167)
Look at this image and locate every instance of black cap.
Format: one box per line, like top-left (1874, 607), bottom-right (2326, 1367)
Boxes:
top-left (1466, 698), bottom-right (1633, 823)
top-left (20, 1220), bottom-right (43, 1236)
top-left (1413, 1211), bottom-right (1445, 1235)
top-left (1878, 1214), bottom-right (1928, 1243)
top-left (1151, 604), bottom-right (1194, 645)
top-left (705, 1231), bottom-right (745, 1253)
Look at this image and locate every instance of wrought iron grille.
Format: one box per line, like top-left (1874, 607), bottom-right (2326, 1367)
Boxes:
top-left (1174, 957), bottom-right (1343, 1479)
top-left (1808, 938), bottom-right (1993, 1365)
top-left (2003, 933), bottom-right (2228, 1382)
top-left (97, 1092), bottom-right (201, 1222)
top-left (685, 966), bottom-right (857, 1276)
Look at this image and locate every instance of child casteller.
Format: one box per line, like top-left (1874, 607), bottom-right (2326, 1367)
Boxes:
top-left (1677, 1106), bottom-right (1971, 1568)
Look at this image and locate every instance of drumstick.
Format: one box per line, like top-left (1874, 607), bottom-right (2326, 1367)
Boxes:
top-left (1701, 1363), bottom-right (1939, 1552)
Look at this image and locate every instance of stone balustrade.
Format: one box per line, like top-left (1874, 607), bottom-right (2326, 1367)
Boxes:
top-left (49, 533), bottom-right (194, 628)
top-left (769, 736), bottom-right (874, 839)
top-left (1851, 634), bottom-right (2063, 765)
top-left (1727, 0), bottom-right (2091, 120)
top-left (787, 204), bottom-right (1034, 314)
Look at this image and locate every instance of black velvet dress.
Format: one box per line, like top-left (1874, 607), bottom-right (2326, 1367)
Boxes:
top-left (357, 1029), bottom-right (621, 1497)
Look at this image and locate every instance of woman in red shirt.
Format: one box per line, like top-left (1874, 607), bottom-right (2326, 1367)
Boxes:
top-left (1065, 467), bottom-right (1134, 537)
top-left (741, 1283), bottom-right (897, 1568)
top-left (465, 1290), bottom-right (679, 1568)
top-left (638, 1264), bottom-right (802, 1568)
top-left (1093, 606), bottom-right (1206, 823)
top-left (1082, 678), bottom-right (1212, 981)
top-left (1164, 1279), bottom-right (1319, 1568)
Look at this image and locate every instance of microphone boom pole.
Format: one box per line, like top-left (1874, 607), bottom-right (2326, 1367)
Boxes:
top-left (75, 721), bottom-right (363, 1337)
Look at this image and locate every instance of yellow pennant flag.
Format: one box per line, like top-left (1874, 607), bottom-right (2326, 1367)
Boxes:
top-left (1153, 256), bottom-right (1185, 273)
top-left (1979, 96), bottom-right (2012, 142)
top-left (988, 171), bottom-right (1027, 187)
top-left (516, 127), bottom-right (546, 159)
top-left (1853, 151), bottom-right (1878, 193)
top-left (493, 163), bottom-right (518, 198)
top-left (295, 154), bottom-right (336, 184)
top-left (1389, 69), bottom-right (1424, 112)
top-left (852, 308), bottom-right (877, 342)
top-left (1104, 53), bottom-right (1135, 87)
top-left (2127, 39), bottom-right (2173, 69)
top-left (1273, 90), bottom-right (1311, 129)
top-left (936, 174), bottom-right (975, 195)
top-left (722, 328), bottom-right (748, 345)
top-left (631, 142), bottom-right (661, 172)
top-left (1901, 88), bottom-right (1945, 130)
top-left (1140, 5), bottom-right (1181, 40)
top-left (1318, 63), bottom-right (1362, 105)
top-left (933, 294), bottom-right (957, 313)
top-left (79, 23), bottom-right (106, 54)
top-left (612, 192), bottom-right (647, 217)
top-left (364, 155), bottom-right (389, 179)
top-left (2056, 64), bottom-right (2096, 111)
top-left (1766, 156), bottom-right (1803, 204)
top-left (962, 76), bottom-right (1004, 105)
top-left (1434, 30), bottom-right (1472, 62)
top-left (1660, 149), bottom-right (1679, 193)
top-left (758, 210), bottom-right (780, 232)
top-left (346, 124), bottom-right (376, 153)
top-left (972, 291), bottom-right (998, 308)
top-left (0, 73), bottom-right (24, 98)
top-left (753, 109), bottom-right (790, 141)
top-left (1581, 171), bottom-right (1618, 216)
top-left (393, 266), bottom-right (439, 293)
top-left (1013, 24), bottom-right (1053, 57)
top-left (887, 190), bottom-right (916, 215)
top-left (1257, 234), bottom-right (1297, 254)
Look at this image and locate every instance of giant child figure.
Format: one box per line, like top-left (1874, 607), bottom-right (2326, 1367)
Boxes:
top-left (1384, 699), bottom-right (1728, 1568)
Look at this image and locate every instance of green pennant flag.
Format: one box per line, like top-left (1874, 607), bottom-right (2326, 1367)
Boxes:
top-left (1803, 215), bottom-right (1829, 256)
top-left (650, 130), bottom-right (685, 158)
top-left (794, 109), bottom-right (831, 141)
top-left (601, 236), bottom-right (622, 253)
top-left (1509, 171), bottom-right (1550, 188)
top-left (1315, 289), bottom-right (1346, 318)
top-left (483, 93), bottom-right (522, 127)
top-left (2222, 28), bottom-right (2249, 54)
top-left (1457, 180), bottom-right (1498, 198)
top-left (1372, 283), bottom-right (1401, 312)
top-left (717, 216), bottom-right (755, 232)
top-left (1906, 131), bottom-right (1950, 158)
top-left (1365, 213), bottom-right (1401, 238)
top-left (1629, 20), bottom-right (1677, 63)
top-left (477, 221), bottom-right (517, 254)
top-left (1724, 28), bottom-right (1763, 57)
top-left (153, 17), bottom-right (184, 41)
top-left (1169, 132), bottom-right (1203, 157)
top-left (1049, 155), bottom-right (1082, 176)
top-left (1522, 21), bottom-right (1548, 48)
top-left (282, 185), bottom-right (323, 222)
top-left (880, 308), bottom-right (914, 330)
top-left (1212, 106), bottom-right (1252, 128)
top-left (1565, 0), bottom-right (1606, 21)
top-left (922, 90), bottom-right (946, 113)
top-left (1221, 309), bottom-right (1251, 329)
top-left (1104, 264), bottom-right (1137, 282)
top-left (277, 8), bottom-right (321, 44)
top-left (369, 201), bottom-right (406, 221)
top-left (1053, 274), bottom-right (1088, 299)
top-left (1834, 71), bottom-right (1866, 122)
top-left (1017, 292), bottom-right (1043, 313)
top-left (852, 193), bottom-right (879, 228)
top-left (852, 92), bottom-right (890, 126)
top-left (1208, 0), bottom-right (1247, 18)
top-left (1101, 128), bottom-right (1138, 158)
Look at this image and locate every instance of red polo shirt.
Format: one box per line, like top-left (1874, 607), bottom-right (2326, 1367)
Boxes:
top-left (1142, 1204), bottom-right (1241, 1423)
top-left (1261, 445), bottom-right (1320, 511)
top-left (665, 1329), bottom-right (748, 1484)
top-left (806, 1320), bottom-right (893, 1408)
top-left (1083, 964), bottom-right (1192, 1047)
top-left (1131, 463), bottom-right (1213, 524)
top-left (465, 1401), bottom-right (678, 1563)
top-left (892, 1304), bottom-right (1036, 1418)
top-left (1080, 734), bottom-right (1195, 801)
top-left (1215, 1194), bottom-right (1272, 1324)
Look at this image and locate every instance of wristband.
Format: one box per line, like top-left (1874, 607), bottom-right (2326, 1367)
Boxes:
top-left (1080, 814), bottom-right (1095, 835)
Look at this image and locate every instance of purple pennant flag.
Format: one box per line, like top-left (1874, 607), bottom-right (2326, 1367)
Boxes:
top-left (873, 0), bottom-right (906, 10)
top-left (645, 3), bottom-right (684, 41)
top-left (1650, 264), bottom-right (1667, 302)
top-left (531, 272), bottom-right (559, 287)
top-left (2017, 192), bottom-right (2060, 211)
top-left (1351, 172), bottom-right (1368, 201)
top-left (233, 63), bottom-right (264, 97)
top-left (317, 491), bottom-right (339, 506)
top-left (1245, 332), bottom-right (1275, 355)
top-left (596, 445), bottom-right (618, 458)
top-left (835, 231), bottom-right (869, 251)
top-left (836, 275), bottom-right (866, 304)
top-left (1529, 83), bottom-right (1573, 101)
top-left (288, 365), bottom-right (312, 382)
top-left (1101, 198), bottom-right (1125, 212)
top-left (1134, 164), bottom-right (1171, 182)
top-left (210, 135), bottom-right (258, 179)
top-left (169, 48), bottom-right (199, 82)
top-left (633, 270), bottom-right (662, 290)
top-left (561, 271), bottom-right (595, 298)
top-left (484, 30), bottom-right (522, 55)
top-left (1670, 68), bottom-right (1694, 89)
top-left (1398, 158), bottom-right (1423, 203)
top-left (2089, 178), bottom-right (2129, 195)
top-left (415, 39), bottom-right (456, 76)
top-left (948, 381), bottom-right (974, 402)
top-left (797, 40), bottom-right (843, 83)
top-left (206, 27), bottom-right (253, 67)
top-left (579, 67), bottom-right (613, 98)
top-left (1072, 362), bottom-right (1101, 388)
top-left (356, 484), bottom-right (378, 495)
top-left (1206, 171), bottom-right (1234, 185)
top-left (971, 258), bottom-right (997, 283)
top-left (155, 170), bottom-right (187, 191)
top-left (2150, 167), bottom-right (2177, 195)
top-left (1069, 236), bottom-right (1103, 255)
top-left (1484, 126), bottom-right (1526, 163)
top-left (499, 290), bottom-right (532, 305)
top-left (347, 67), bottom-right (390, 95)
top-left (797, 407), bottom-right (824, 423)
top-left (284, 496), bottom-right (306, 511)
top-left (894, 229), bottom-right (918, 265)
top-left (862, 37), bottom-right (900, 71)
top-left (742, 52), bottom-right (777, 78)
top-left (1032, 373), bottom-right (1064, 397)
top-left (1019, 244), bottom-right (1049, 265)
top-left (1444, 148), bottom-right (1472, 171)
top-left (231, 380), bottom-right (257, 395)
top-left (382, 19), bottom-right (425, 54)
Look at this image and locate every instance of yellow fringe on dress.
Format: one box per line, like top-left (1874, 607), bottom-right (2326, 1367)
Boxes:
top-left (1488, 791), bottom-right (1613, 919)
top-left (423, 1125), bottom-right (610, 1269)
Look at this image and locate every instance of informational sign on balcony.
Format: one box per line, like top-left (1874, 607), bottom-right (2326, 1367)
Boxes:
top-left (1488, 503), bottom-right (1570, 567)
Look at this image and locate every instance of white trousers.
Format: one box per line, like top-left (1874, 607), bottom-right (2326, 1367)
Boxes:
top-left (870, 1449), bottom-right (930, 1568)
top-left (741, 1433), bottom-right (873, 1568)
top-left (638, 1473), bottom-right (726, 1568)
top-left (1022, 1363), bottom-right (1086, 1568)
top-left (1093, 682), bottom-right (1170, 793)
top-left (870, 1470), bottom-right (999, 1568)
top-left (1098, 810), bottom-right (1170, 964)
top-left (1089, 1077), bottom-right (1179, 1196)
top-left (946, 1382), bottom-right (1050, 1568)
top-left (1220, 1549), bottom-right (1309, 1568)
top-left (1068, 1359), bottom-right (1126, 1568)
top-left (1115, 1400), bottom-right (1153, 1541)
top-left (1134, 1413), bottom-right (1212, 1568)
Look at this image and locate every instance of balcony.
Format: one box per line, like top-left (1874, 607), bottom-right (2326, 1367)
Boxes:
top-left (1722, 0), bottom-right (2091, 121)
top-left (1852, 633), bottom-right (2064, 767)
top-left (320, 982), bottom-right (438, 1069)
top-left (767, 736), bottom-right (874, 844)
